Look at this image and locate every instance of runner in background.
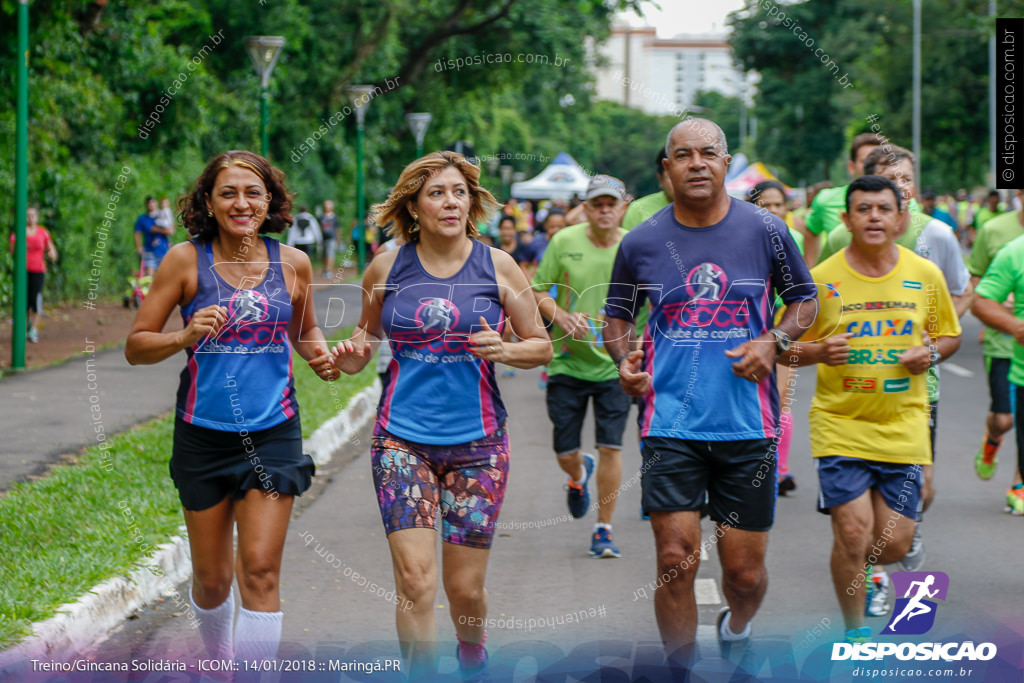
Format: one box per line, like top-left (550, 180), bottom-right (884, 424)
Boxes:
top-left (969, 189), bottom-right (1024, 513)
top-left (8, 206), bottom-right (58, 343)
top-left (320, 199), bottom-right (339, 278)
top-left (532, 174), bottom-right (631, 558)
top-left (287, 206), bottom-right (322, 257)
top-left (803, 133), bottom-right (884, 265)
top-left (622, 148), bottom-right (673, 231)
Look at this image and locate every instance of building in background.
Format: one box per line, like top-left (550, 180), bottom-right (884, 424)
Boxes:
top-left (591, 24), bottom-right (752, 117)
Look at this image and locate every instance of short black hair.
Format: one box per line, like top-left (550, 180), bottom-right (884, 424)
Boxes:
top-left (656, 147), bottom-right (668, 175)
top-left (845, 175), bottom-right (902, 212)
top-left (988, 189), bottom-right (1001, 199)
top-left (145, 196), bottom-right (155, 205)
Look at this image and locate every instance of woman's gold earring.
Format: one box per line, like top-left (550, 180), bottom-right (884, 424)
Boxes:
top-left (208, 210), bottom-right (213, 217)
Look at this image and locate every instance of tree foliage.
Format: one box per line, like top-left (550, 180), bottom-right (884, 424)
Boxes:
top-left (2, 0), bottom-right (688, 306)
top-left (728, 0), bottom-right (1023, 189)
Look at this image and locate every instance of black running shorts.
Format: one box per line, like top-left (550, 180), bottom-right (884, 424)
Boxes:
top-left (640, 436), bottom-right (777, 531)
top-left (545, 374), bottom-right (631, 455)
top-left (170, 414), bottom-right (314, 511)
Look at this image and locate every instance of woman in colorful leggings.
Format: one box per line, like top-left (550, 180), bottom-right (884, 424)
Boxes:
top-left (333, 151), bottom-right (551, 679)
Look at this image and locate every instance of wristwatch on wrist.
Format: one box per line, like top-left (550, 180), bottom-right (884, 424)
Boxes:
top-left (769, 328), bottom-right (791, 354)
top-left (614, 353), bottom-right (628, 369)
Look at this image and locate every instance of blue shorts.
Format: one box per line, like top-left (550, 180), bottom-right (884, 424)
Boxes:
top-left (815, 456), bottom-right (922, 518)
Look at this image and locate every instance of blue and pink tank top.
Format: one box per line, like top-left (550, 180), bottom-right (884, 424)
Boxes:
top-left (176, 237), bottom-right (298, 431)
top-left (378, 239), bottom-right (507, 444)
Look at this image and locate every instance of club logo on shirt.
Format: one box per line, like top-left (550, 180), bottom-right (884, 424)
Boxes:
top-left (229, 289), bottom-right (270, 323)
top-left (415, 297), bottom-right (460, 332)
top-left (686, 263), bottom-right (727, 301)
top-left (825, 282), bottom-right (841, 299)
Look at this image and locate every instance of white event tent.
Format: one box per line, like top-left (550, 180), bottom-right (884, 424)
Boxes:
top-left (509, 152), bottom-right (591, 201)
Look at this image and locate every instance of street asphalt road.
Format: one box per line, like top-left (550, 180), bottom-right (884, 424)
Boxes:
top-left (76, 313), bottom-right (1024, 681)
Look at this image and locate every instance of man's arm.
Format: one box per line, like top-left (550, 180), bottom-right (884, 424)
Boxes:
top-left (973, 295), bottom-right (1024, 341)
top-left (604, 315), bottom-right (636, 366)
top-left (787, 333), bottom-right (854, 368)
top-left (606, 316), bottom-right (649, 397)
top-left (952, 285), bottom-right (974, 318)
top-left (802, 231), bottom-right (821, 268)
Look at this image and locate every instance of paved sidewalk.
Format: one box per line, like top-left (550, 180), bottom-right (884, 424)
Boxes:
top-left (0, 282), bottom-right (364, 492)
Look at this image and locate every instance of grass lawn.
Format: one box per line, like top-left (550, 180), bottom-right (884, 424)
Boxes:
top-left (0, 341), bottom-right (376, 649)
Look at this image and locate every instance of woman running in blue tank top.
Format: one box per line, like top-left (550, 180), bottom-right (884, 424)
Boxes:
top-left (125, 151), bottom-right (341, 665)
top-left (332, 151), bottom-right (552, 679)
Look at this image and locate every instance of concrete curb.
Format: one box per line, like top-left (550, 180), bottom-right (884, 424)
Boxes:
top-left (0, 380), bottom-right (382, 670)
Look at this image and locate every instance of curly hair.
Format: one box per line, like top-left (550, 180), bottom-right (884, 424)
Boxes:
top-left (371, 151), bottom-right (499, 243)
top-left (178, 150), bottom-right (294, 240)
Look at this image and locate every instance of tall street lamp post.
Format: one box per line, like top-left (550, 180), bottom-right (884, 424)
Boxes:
top-left (499, 164), bottom-right (513, 201)
top-left (12, 0), bottom-right (29, 370)
top-left (245, 36), bottom-right (285, 158)
top-left (348, 85), bottom-right (378, 273)
top-left (405, 113), bottom-right (432, 159)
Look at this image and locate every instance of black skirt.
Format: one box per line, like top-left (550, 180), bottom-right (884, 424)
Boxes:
top-left (170, 414), bottom-right (315, 511)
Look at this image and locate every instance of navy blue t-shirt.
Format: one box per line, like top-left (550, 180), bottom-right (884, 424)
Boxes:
top-left (134, 213), bottom-right (168, 259)
top-left (606, 199), bottom-right (815, 441)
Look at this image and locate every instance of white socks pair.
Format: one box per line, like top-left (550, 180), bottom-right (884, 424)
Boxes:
top-left (191, 589), bottom-right (235, 660)
top-left (235, 607), bottom-right (283, 663)
top-left (190, 588), bottom-right (283, 663)
top-left (719, 611), bottom-right (752, 642)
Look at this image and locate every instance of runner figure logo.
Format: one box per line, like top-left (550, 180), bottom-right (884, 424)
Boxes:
top-left (415, 297), bottom-right (460, 332)
top-left (230, 289), bottom-right (269, 323)
top-left (686, 262), bottom-right (727, 301)
top-left (882, 571), bottom-right (949, 635)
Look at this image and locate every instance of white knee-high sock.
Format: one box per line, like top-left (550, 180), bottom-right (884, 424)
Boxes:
top-left (234, 607), bottom-right (283, 663)
top-left (190, 588), bottom-right (235, 659)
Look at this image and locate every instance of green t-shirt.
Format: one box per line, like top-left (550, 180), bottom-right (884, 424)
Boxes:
top-left (788, 220), bottom-right (806, 254)
top-left (805, 185), bottom-right (849, 235)
top-left (622, 191), bottom-right (670, 231)
top-left (974, 206), bottom-right (1005, 230)
top-left (974, 233), bottom-right (1024, 385)
top-left (532, 223), bottom-right (623, 382)
top-left (819, 193), bottom-right (925, 246)
top-left (969, 210), bottom-right (1024, 359)
top-left (818, 207), bottom-right (927, 263)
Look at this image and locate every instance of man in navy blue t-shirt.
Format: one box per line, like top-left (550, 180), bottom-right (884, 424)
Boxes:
top-left (605, 118), bottom-right (818, 663)
top-left (134, 196), bottom-right (171, 275)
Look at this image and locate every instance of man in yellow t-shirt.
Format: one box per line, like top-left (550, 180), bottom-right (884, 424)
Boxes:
top-left (791, 175), bottom-right (962, 643)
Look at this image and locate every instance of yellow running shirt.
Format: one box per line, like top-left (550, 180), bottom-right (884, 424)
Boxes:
top-left (804, 246), bottom-right (961, 464)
